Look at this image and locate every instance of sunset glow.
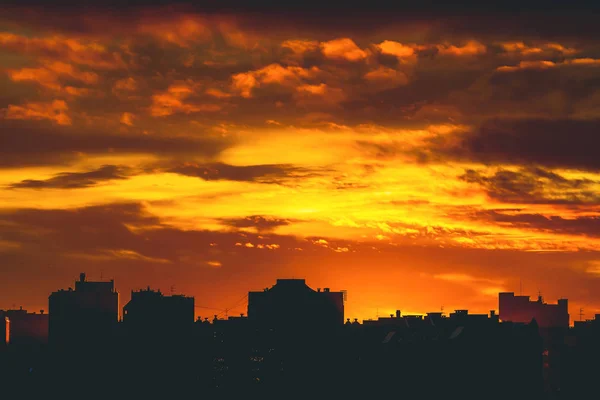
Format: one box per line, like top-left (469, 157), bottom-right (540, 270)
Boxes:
top-left (1, 4), bottom-right (600, 322)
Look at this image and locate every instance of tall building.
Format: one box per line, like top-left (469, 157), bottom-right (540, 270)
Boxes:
top-left (3, 307), bottom-right (48, 346)
top-left (248, 279), bottom-right (345, 329)
top-left (499, 292), bottom-right (569, 328)
top-left (48, 273), bottom-right (119, 347)
top-left (120, 287), bottom-right (197, 397)
top-left (123, 286), bottom-right (195, 332)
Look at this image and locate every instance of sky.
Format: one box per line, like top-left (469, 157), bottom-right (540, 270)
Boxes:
top-left (1, 2), bottom-right (600, 322)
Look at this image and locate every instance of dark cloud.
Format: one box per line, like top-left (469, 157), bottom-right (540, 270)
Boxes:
top-left (473, 210), bottom-right (600, 237)
top-left (219, 215), bottom-right (295, 233)
top-left (0, 202), bottom-right (292, 268)
top-left (460, 167), bottom-right (599, 204)
top-left (167, 162), bottom-right (319, 183)
top-left (431, 119), bottom-right (600, 171)
top-left (451, 64), bottom-right (600, 118)
top-left (9, 165), bottom-right (129, 189)
top-left (0, 120), bottom-right (230, 167)
top-left (4, 1), bottom-right (600, 41)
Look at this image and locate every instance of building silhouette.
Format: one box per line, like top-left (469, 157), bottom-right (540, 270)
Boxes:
top-left (346, 308), bottom-right (543, 399)
top-left (248, 279), bottom-right (345, 330)
top-left (2, 307), bottom-right (48, 346)
top-left (118, 287), bottom-right (197, 398)
top-left (499, 292), bottom-right (569, 328)
top-left (5, 275), bottom-right (591, 399)
top-left (48, 272), bottom-right (118, 348)
top-left (123, 286), bottom-right (194, 332)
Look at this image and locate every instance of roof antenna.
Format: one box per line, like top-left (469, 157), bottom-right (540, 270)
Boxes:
top-left (519, 278), bottom-right (522, 296)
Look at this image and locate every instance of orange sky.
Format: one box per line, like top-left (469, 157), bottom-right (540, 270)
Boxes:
top-left (1, 4), bottom-right (600, 323)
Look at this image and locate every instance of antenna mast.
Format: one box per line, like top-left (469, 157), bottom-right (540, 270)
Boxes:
top-left (519, 278), bottom-right (522, 296)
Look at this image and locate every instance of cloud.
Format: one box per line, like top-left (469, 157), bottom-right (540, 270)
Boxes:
top-left (205, 88), bottom-right (232, 99)
top-left (231, 63), bottom-right (321, 98)
top-left (320, 38), bottom-right (367, 61)
top-left (0, 201), bottom-right (309, 278)
top-left (166, 162), bottom-right (316, 183)
top-left (0, 32), bottom-right (126, 69)
top-left (281, 39), bottom-right (319, 54)
top-left (2, 100), bottom-right (71, 125)
top-left (0, 119), bottom-right (230, 167)
top-left (113, 77), bottom-right (138, 92)
top-left (136, 16), bottom-right (212, 47)
top-left (9, 165), bottom-right (129, 189)
top-left (206, 260), bottom-right (222, 268)
top-left (459, 167), bottom-right (599, 204)
top-left (363, 66), bottom-right (409, 87)
top-left (294, 83), bottom-right (346, 106)
top-left (8, 61), bottom-right (99, 93)
top-left (120, 112), bottom-right (135, 126)
top-left (219, 215), bottom-right (294, 233)
top-left (432, 119), bottom-right (600, 172)
top-left (376, 40), bottom-right (415, 58)
top-left (496, 59), bottom-right (600, 72)
top-left (150, 82), bottom-right (221, 116)
top-left (499, 41), bottom-right (578, 57)
top-left (473, 210), bottom-right (600, 238)
top-left (436, 41), bottom-right (486, 56)
top-left (6, 3), bottom-right (600, 44)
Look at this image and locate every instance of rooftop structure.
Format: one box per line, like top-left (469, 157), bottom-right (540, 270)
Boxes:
top-left (248, 279), bottom-right (345, 329)
top-left (48, 273), bottom-right (119, 347)
top-left (499, 292), bottom-right (569, 328)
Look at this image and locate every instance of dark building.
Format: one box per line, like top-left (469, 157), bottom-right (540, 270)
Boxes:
top-left (0, 312), bottom-right (8, 348)
top-left (548, 313), bottom-right (600, 397)
top-left (499, 292), bottom-right (569, 328)
top-left (3, 307), bottom-right (48, 346)
top-left (247, 279), bottom-right (345, 329)
top-left (119, 288), bottom-right (196, 398)
top-left (345, 309), bottom-right (543, 399)
top-left (245, 279), bottom-right (346, 396)
top-left (363, 309), bottom-right (500, 328)
top-left (499, 292), bottom-right (570, 395)
top-left (48, 273), bottom-right (119, 348)
top-left (123, 286), bottom-right (194, 331)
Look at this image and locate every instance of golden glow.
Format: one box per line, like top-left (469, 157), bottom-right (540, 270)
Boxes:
top-left (0, 9), bottom-right (599, 321)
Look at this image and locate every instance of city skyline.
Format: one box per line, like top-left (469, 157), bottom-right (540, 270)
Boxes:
top-left (1, 273), bottom-right (576, 327)
top-left (1, 2), bottom-right (600, 322)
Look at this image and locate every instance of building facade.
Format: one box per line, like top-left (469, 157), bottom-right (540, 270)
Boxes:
top-left (48, 273), bottom-right (119, 347)
top-left (248, 279), bottom-right (345, 329)
top-left (123, 286), bottom-right (195, 331)
top-left (499, 292), bottom-right (569, 328)
top-left (3, 307), bottom-right (48, 346)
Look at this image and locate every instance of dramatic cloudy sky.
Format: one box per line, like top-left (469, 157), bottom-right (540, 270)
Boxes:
top-left (1, 2), bottom-right (600, 321)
